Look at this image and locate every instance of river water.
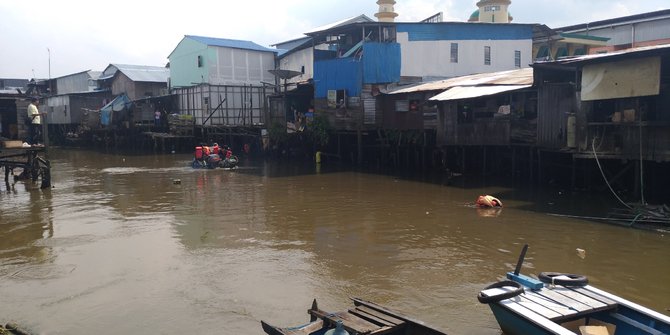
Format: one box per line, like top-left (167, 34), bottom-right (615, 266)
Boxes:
top-left (0, 149), bottom-right (668, 335)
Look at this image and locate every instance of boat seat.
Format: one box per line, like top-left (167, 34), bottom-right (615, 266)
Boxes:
top-left (481, 284), bottom-right (619, 322)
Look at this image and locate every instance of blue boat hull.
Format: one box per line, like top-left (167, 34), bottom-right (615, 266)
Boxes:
top-left (484, 284), bottom-right (670, 335)
top-left (489, 303), bottom-right (555, 335)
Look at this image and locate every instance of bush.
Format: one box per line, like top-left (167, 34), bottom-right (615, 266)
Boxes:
top-left (306, 114), bottom-right (331, 148)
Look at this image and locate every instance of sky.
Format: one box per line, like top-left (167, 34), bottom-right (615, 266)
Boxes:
top-left (0, 0), bottom-right (667, 79)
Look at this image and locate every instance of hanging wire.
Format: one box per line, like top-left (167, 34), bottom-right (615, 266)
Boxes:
top-left (592, 138), bottom-right (632, 210)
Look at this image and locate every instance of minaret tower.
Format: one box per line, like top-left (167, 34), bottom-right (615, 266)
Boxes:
top-left (475, 0), bottom-right (512, 23)
top-left (375, 0), bottom-right (398, 22)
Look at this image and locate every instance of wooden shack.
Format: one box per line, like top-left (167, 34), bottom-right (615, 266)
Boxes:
top-left (383, 68), bottom-right (536, 146)
top-left (533, 44), bottom-right (670, 161)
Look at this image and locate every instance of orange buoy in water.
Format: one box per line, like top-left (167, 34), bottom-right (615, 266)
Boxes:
top-left (476, 195), bottom-right (503, 208)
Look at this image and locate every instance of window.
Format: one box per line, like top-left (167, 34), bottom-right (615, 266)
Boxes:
top-left (395, 100), bottom-right (409, 112)
top-left (197, 55), bottom-right (203, 68)
top-left (484, 46), bottom-right (491, 65)
top-left (555, 47), bottom-right (568, 59)
top-left (536, 46), bottom-right (549, 60)
top-left (484, 5), bottom-right (500, 12)
top-left (450, 43), bottom-right (458, 63)
top-left (514, 50), bottom-right (521, 68)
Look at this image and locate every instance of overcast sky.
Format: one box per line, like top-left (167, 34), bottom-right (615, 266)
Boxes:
top-left (0, 0), bottom-right (667, 79)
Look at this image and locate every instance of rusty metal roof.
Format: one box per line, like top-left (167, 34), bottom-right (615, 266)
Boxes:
top-left (429, 84), bottom-right (532, 101)
top-left (536, 43), bottom-right (670, 65)
top-left (385, 67), bottom-right (533, 95)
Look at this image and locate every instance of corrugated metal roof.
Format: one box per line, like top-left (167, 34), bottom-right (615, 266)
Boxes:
top-left (386, 68), bottom-right (533, 94)
top-left (106, 64), bottom-right (170, 83)
top-left (305, 14), bottom-right (374, 35)
top-left (186, 35), bottom-right (278, 53)
top-left (557, 9), bottom-right (670, 32)
top-left (88, 71), bottom-right (102, 80)
top-left (541, 43), bottom-right (670, 65)
top-left (429, 84), bottom-right (532, 101)
top-left (271, 36), bottom-right (311, 48)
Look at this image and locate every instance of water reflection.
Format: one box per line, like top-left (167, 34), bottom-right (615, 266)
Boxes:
top-left (0, 181), bottom-right (54, 277)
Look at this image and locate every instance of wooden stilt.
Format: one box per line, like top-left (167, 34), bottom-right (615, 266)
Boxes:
top-left (511, 147), bottom-right (516, 180)
top-left (538, 149), bottom-right (543, 185)
top-left (572, 155), bottom-right (577, 190)
top-left (529, 147), bottom-right (534, 184)
top-left (357, 129), bottom-right (363, 165)
top-left (482, 146), bottom-right (487, 176)
top-left (461, 146), bottom-right (466, 175)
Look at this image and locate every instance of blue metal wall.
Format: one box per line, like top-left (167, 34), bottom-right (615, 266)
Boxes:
top-left (314, 43), bottom-right (401, 98)
top-left (396, 23), bottom-right (533, 41)
top-left (314, 58), bottom-right (363, 98)
top-left (362, 42), bottom-right (401, 84)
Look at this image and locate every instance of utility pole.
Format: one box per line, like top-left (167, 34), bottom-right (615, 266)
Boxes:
top-left (47, 48), bottom-right (51, 80)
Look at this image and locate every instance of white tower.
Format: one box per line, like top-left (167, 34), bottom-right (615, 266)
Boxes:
top-left (474, 0), bottom-right (512, 23)
top-left (375, 0), bottom-right (398, 22)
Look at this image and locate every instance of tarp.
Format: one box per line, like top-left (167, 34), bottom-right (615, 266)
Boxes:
top-left (429, 85), bottom-right (532, 101)
top-left (581, 56), bottom-right (660, 101)
top-left (100, 94), bottom-right (132, 126)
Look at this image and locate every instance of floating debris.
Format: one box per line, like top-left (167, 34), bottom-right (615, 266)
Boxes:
top-left (608, 204), bottom-right (670, 227)
top-left (576, 248), bottom-right (586, 259)
top-left (3, 323), bottom-right (32, 335)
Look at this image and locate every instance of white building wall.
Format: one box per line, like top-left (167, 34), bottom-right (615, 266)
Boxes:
top-left (278, 47), bottom-right (314, 85)
top-left (209, 46), bottom-right (275, 86)
top-left (397, 32), bottom-right (531, 79)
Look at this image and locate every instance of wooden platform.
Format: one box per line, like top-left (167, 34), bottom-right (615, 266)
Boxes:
top-left (481, 284), bottom-right (619, 322)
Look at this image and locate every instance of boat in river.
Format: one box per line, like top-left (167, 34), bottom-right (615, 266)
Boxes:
top-left (191, 144), bottom-right (238, 169)
top-left (261, 297), bottom-right (447, 335)
top-left (478, 244), bottom-right (670, 335)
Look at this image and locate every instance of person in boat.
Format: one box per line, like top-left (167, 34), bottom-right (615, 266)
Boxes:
top-left (216, 145), bottom-right (230, 159)
top-left (476, 195), bottom-right (503, 208)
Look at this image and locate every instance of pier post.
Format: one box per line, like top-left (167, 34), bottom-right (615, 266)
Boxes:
top-left (482, 146), bottom-right (487, 176)
top-left (357, 128), bottom-right (363, 165)
top-left (529, 147), bottom-right (534, 184)
top-left (538, 149), bottom-right (543, 185)
top-left (572, 155), bottom-right (577, 190)
top-left (512, 147), bottom-right (516, 180)
top-left (461, 146), bottom-right (466, 176)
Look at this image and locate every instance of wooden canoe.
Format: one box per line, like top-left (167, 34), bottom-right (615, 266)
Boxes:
top-left (261, 297), bottom-right (447, 335)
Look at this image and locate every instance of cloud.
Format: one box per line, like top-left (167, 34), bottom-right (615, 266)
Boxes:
top-left (0, 0), bottom-right (668, 78)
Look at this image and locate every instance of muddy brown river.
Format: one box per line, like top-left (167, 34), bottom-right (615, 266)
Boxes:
top-left (0, 149), bottom-right (668, 334)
